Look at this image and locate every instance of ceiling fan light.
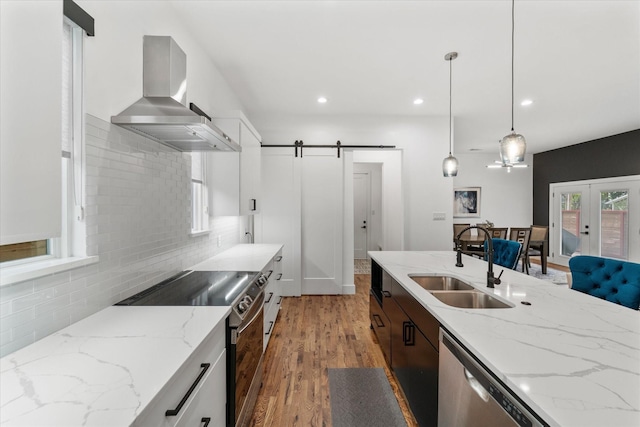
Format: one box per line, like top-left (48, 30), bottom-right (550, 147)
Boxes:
top-left (443, 154), bottom-right (459, 177)
top-left (500, 131), bottom-right (526, 164)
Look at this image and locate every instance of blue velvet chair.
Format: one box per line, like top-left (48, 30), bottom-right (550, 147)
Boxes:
top-left (569, 256), bottom-right (640, 310)
top-left (486, 238), bottom-right (522, 270)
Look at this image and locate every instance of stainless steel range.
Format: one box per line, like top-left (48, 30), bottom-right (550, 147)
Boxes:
top-left (116, 270), bottom-right (268, 427)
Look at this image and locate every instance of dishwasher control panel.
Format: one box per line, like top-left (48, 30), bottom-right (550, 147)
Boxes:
top-left (488, 384), bottom-right (532, 427)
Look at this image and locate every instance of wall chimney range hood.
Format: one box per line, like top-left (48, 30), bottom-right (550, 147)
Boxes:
top-left (111, 36), bottom-right (241, 152)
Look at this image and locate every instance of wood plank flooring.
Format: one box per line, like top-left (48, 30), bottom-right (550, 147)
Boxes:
top-left (249, 274), bottom-right (418, 427)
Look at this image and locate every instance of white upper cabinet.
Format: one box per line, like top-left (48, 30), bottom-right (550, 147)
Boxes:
top-left (208, 113), bottom-right (261, 216)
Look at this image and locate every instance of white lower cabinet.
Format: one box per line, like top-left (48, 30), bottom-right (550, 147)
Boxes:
top-left (175, 350), bottom-right (226, 427)
top-left (132, 321), bottom-right (226, 427)
top-left (263, 249), bottom-right (283, 350)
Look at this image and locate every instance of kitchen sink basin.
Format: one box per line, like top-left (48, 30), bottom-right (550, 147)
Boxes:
top-left (430, 291), bottom-right (513, 309)
top-left (409, 275), bottom-right (475, 291)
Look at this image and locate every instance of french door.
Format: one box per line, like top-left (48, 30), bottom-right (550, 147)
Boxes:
top-left (550, 176), bottom-right (640, 266)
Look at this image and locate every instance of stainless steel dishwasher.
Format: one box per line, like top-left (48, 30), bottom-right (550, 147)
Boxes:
top-left (438, 329), bottom-right (547, 427)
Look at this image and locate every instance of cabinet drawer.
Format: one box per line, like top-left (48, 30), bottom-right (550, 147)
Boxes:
top-left (175, 350), bottom-right (226, 427)
top-left (132, 322), bottom-right (226, 427)
top-left (264, 298), bottom-right (280, 350)
top-left (370, 293), bottom-right (391, 365)
top-left (263, 282), bottom-right (276, 317)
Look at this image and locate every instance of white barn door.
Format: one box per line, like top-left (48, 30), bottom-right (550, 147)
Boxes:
top-left (301, 149), bottom-right (343, 294)
top-left (258, 147), bottom-right (344, 295)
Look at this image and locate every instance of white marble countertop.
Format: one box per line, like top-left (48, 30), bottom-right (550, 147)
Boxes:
top-left (189, 243), bottom-right (283, 272)
top-left (369, 251), bottom-right (640, 427)
top-left (0, 306), bottom-right (230, 426)
top-left (0, 244), bottom-right (284, 426)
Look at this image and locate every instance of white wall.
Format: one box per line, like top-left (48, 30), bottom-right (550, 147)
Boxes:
top-left (0, 1), bottom-right (249, 357)
top-left (452, 152), bottom-right (534, 229)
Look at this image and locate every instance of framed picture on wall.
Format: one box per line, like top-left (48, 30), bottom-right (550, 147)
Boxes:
top-left (453, 187), bottom-right (481, 218)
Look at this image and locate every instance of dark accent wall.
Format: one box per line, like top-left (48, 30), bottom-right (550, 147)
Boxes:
top-left (533, 129), bottom-right (640, 226)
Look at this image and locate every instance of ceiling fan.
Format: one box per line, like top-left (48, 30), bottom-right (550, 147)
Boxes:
top-left (486, 160), bottom-right (529, 171)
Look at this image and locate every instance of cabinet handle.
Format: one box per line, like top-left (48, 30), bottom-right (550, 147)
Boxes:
top-left (266, 269), bottom-right (273, 279)
top-left (382, 290), bottom-right (391, 298)
top-left (277, 296), bottom-right (282, 305)
top-left (250, 198), bottom-right (257, 211)
top-left (275, 255), bottom-right (283, 262)
top-left (265, 292), bottom-right (274, 303)
top-left (265, 320), bottom-right (274, 335)
top-left (201, 417), bottom-right (211, 427)
top-left (165, 363), bottom-right (210, 416)
top-left (402, 322), bottom-right (415, 346)
top-left (276, 273), bottom-right (283, 281)
top-left (372, 314), bottom-right (385, 328)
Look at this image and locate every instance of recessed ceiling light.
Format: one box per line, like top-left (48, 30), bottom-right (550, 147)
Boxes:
top-left (520, 99), bottom-right (533, 106)
top-left (317, 97), bottom-right (327, 104)
top-left (413, 98), bottom-right (424, 105)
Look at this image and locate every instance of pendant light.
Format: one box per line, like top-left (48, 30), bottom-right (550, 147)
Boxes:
top-left (499, 0), bottom-right (526, 164)
top-left (442, 51), bottom-right (459, 177)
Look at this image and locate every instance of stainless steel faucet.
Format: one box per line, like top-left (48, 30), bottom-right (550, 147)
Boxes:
top-left (454, 225), bottom-right (498, 288)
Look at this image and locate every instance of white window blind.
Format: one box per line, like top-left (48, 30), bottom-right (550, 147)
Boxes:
top-left (0, 1), bottom-right (62, 245)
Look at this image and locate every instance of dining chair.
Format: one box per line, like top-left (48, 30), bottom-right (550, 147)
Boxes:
top-left (453, 223), bottom-right (471, 249)
top-left (527, 225), bottom-right (549, 270)
top-left (487, 227), bottom-right (508, 239)
top-left (508, 227), bottom-right (532, 274)
top-left (485, 238), bottom-right (522, 270)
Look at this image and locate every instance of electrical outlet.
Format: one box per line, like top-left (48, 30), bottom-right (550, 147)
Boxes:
top-left (216, 235), bottom-right (222, 247)
top-left (433, 212), bottom-right (446, 221)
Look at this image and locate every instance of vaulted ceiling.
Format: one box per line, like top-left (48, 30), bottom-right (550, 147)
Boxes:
top-left (170, 1), bottom-right (640, 153)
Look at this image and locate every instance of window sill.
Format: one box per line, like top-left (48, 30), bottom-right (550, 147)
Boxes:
top-left (190, 229), bottom-right (212, 237)
top-left (0, 256), bottom-right (99, 287)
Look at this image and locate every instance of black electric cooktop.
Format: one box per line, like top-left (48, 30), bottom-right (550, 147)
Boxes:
top-left (115, 270), bottom-right (261, 307)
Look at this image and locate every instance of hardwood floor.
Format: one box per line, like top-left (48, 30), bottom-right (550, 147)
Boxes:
top-left (249, 274), bottom-right (418, 427)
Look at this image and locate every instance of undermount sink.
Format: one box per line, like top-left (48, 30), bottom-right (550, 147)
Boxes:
top-left (430, 291), bottom-right (513, 309)
top-left (409, 275), bottom-right (475, 291)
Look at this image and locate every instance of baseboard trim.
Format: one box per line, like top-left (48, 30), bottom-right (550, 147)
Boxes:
top-left (342, 284), bottom-right (356, 295)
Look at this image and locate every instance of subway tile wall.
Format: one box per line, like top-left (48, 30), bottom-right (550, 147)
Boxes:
top-left (0, 115), bottom-right (247, 357)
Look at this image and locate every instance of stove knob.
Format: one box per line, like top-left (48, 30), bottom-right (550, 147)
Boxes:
top-left (237, 301), bottom-right (249, 313)
top-left (258, 274), bottom-right (268, 286)
top-left (243, 295), bottom-right (253, 305)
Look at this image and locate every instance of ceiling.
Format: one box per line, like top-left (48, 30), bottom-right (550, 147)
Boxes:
top-left (169, 1), bottom-right (640, 154)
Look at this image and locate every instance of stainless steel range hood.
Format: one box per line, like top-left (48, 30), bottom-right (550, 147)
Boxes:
top-left (111, 36), bottom-right (240, 152)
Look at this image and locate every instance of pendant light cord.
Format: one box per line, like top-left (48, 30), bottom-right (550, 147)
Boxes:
top-left (511, 0), bottom-right (515, 132)
top-left (449, 55), bottom-right (453, 155)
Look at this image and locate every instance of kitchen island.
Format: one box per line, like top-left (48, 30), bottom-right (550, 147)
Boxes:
top-left (370, 251), bottom-right (640, 427)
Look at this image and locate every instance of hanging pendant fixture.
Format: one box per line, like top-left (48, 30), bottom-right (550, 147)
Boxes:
top-left (500, 0), bottom-right (526, 164)
top-left (442, 51), bottom-right (459, 177)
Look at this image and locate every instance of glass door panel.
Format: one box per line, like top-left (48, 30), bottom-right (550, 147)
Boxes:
top-left (599, 189), bottom-right (629, 260)
top-left (559, 190), bottom-right (588, 257)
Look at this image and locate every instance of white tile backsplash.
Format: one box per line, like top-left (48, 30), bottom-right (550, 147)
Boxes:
top-left (0, 115), bottom-right (247, 357)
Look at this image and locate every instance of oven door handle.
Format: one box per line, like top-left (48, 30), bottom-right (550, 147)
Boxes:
top-left (236, 292), bottom-right (265, 338)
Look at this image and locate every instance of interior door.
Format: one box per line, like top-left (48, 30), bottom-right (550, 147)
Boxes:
top-left (550, 176), bottom-right (640, 266)
top-left (301, 149), bottom-right (343, 294)
top-left (256, 148), bottom-right (301, 296)
top-left (353, 172), bottom-right (370, 259)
